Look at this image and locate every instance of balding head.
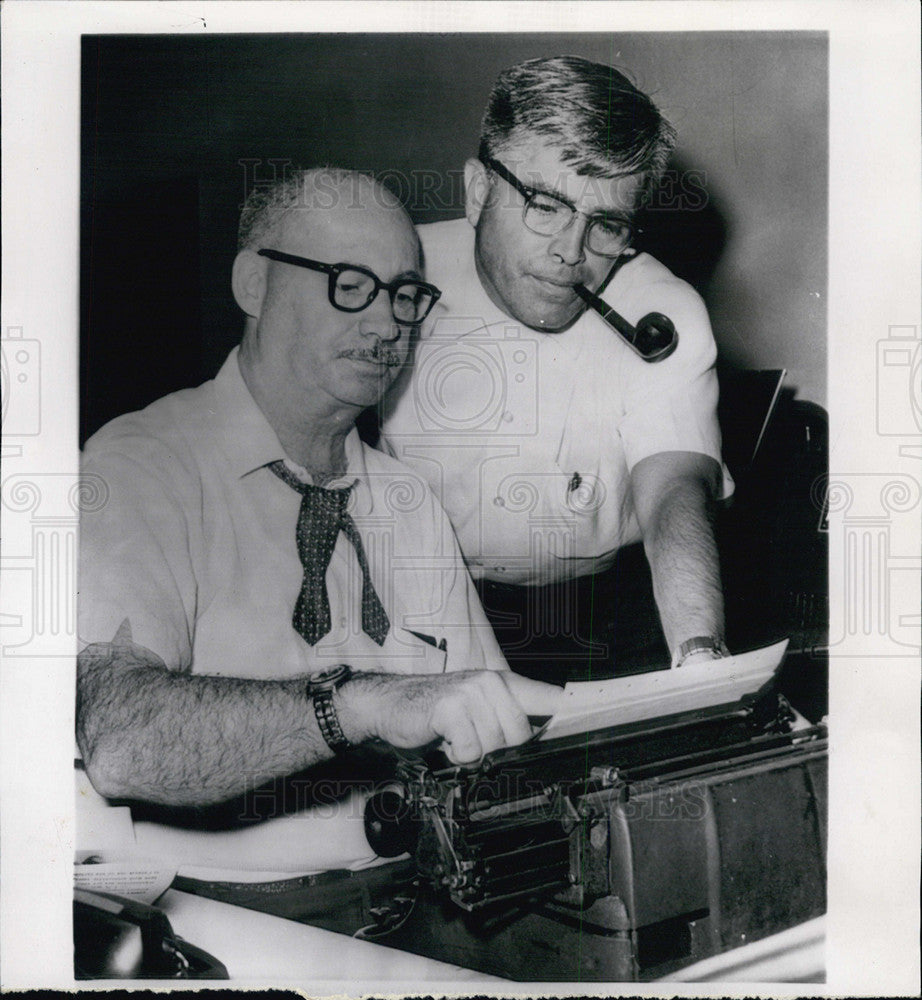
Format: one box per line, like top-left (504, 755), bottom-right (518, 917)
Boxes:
top-left (238, 168), bottom-right (407, 253)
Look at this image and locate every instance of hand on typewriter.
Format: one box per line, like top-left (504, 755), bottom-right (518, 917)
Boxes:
top-left (338, 670), bottom-right (563, 765)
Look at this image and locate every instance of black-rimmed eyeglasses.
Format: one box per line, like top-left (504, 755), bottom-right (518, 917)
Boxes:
top-left (483, 156), bottom-right (638, 258)
top-left (257, 249), bottom-right (442, 325)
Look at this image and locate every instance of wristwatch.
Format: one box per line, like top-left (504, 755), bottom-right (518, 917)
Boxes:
top-left (671, 635), bottom-right (730, 669)
top-left (306, 664), bottom-right (353, 753)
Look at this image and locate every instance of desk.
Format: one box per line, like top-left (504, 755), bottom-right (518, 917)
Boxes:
top-left (157, 890), bottom-right (823, 986)
top-left (158, 887), bottom-right (506, 985)
top-left (663, 916), bottom-right (826, 983)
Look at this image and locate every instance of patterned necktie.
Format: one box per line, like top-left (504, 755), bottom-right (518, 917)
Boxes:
top-left (269, 460), bottom-right (390, 646)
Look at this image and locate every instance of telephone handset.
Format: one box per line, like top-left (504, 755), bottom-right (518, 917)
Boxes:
top-left (74, 888), bottom-right (228, 979)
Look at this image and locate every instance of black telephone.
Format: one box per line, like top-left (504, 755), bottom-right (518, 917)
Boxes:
top-left (74, 888), bottom-right (228, 979)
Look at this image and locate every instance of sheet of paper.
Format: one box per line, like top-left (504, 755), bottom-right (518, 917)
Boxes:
top-left (539, 639), bottom-right (789, 741)
top-left (73, 858), bottom-right (176, 905)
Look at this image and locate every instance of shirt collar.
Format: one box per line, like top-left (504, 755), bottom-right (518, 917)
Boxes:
top-left (211, 347), bottom-right (374, 514)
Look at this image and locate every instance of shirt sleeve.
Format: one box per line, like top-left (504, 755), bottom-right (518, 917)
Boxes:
top-left (611, 264), bottom-right (734, 499)
top-left (79, 418), bottom-right (199, 671)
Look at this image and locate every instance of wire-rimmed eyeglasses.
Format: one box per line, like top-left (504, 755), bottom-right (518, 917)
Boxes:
top-left (257, 249), bottom-right (442, 325)
top-left (483, 156), bottom-right (638, 258)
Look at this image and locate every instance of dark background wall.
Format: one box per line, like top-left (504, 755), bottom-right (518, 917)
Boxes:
top-left (80, 32), bottom-right (827, 443)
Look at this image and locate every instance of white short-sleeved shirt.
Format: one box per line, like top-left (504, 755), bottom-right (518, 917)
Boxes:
top-left (77, 347), bottom-right (506, 875)
top-left (80, 346), bottom-right (506, 677)
top-left (380, 218), bottom-right (733, 586)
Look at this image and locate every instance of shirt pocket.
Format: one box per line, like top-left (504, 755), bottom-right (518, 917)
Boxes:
top-left (553, 422), bottom-right (637, 562)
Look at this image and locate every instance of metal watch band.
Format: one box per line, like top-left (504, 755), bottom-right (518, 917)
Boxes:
top-left (313, 690), bottom-right (351, 753)
top-left (307, 665), bottom-right (352, 753)
top-left (313, 689), bottom-right (351, 753)
top-left (672, 635), bottom-right (730, 669)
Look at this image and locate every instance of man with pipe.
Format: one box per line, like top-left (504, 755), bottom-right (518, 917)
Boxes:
top-left (380, 56), bottom-right (734, 677)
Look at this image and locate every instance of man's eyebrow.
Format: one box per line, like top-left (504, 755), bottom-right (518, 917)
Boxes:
top-left (392, 268), bottom-right (424, 283)
top-left (523, 176), bottom-right (631, 221)
top-left (523, 174), bottom-right (577, 210)
top-left (337, 263), bottom-right (424, 282)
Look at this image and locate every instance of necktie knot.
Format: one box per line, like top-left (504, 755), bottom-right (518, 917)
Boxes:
top-left (268, 459), bottom-right (351, 510)
top-left (298, 484), bottom-right (351, 545)
top-left (268, 460), bottom-right (389, 647)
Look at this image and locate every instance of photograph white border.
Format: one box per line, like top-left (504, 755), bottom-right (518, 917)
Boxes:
top-left (2, 1), bottom-right (920, 995)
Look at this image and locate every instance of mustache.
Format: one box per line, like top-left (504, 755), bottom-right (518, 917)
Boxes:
top-left (339, 346), bottom-right (404, 368)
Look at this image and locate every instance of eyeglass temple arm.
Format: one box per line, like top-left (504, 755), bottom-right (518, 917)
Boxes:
top-left (258, 249), bottom-right (332, 274)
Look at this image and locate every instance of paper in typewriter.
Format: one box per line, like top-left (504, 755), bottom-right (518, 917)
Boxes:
top-left (539, 639), bottom-right (789, 741)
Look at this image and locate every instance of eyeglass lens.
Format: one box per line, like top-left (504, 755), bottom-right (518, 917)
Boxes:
top-left (333, 269), bottom-right (435, 323)
top-left (523, 194), bottom-right (632, 256)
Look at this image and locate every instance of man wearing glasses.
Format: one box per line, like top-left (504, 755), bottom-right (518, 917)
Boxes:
top-left (381, 56), bottom-right (734, 678)
top-left (77, 168), bottom-right (558, 890)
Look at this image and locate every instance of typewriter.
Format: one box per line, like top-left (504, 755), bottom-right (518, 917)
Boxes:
top-left (363, 673), bottom-right (827, 982)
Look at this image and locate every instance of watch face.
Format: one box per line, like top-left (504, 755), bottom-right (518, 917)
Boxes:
top-left (309, 664), bottom-right (350, 691)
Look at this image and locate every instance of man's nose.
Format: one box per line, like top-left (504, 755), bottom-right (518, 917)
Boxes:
top-left (358, 289), bottom-right (401, 341)
top-left (548, 215), bottom-right (588, 267)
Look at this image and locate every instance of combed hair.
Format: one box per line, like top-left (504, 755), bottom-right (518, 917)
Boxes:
top-left (479, 55), bottom-right (677, 199)
top-left (237, 167), bottom-right (389, 251)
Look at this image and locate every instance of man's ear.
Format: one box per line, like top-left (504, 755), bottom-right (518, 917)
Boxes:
top-left (232, 249), bottom-right (267, 319)
top-left (464, 157), bottom-right (491, 228)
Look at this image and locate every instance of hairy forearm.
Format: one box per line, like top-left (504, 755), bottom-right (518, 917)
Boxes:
top-left (77, 655), bottom-right (328, 807)
top-left (77, 628), bottom-right (562, 807)
top-left (643, 479), bottom-right (725, 654)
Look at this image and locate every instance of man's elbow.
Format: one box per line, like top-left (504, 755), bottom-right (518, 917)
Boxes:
top-left (632, 454), bottom-right (719, 530)
top-left (82, 757), bottom-right (127, 802)
top-left (76, 637), bottom-right (170, 802)
top-left (76, 697), bottom-right (149, 801)
top-left (79, 731), bottom-right (139, 801)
